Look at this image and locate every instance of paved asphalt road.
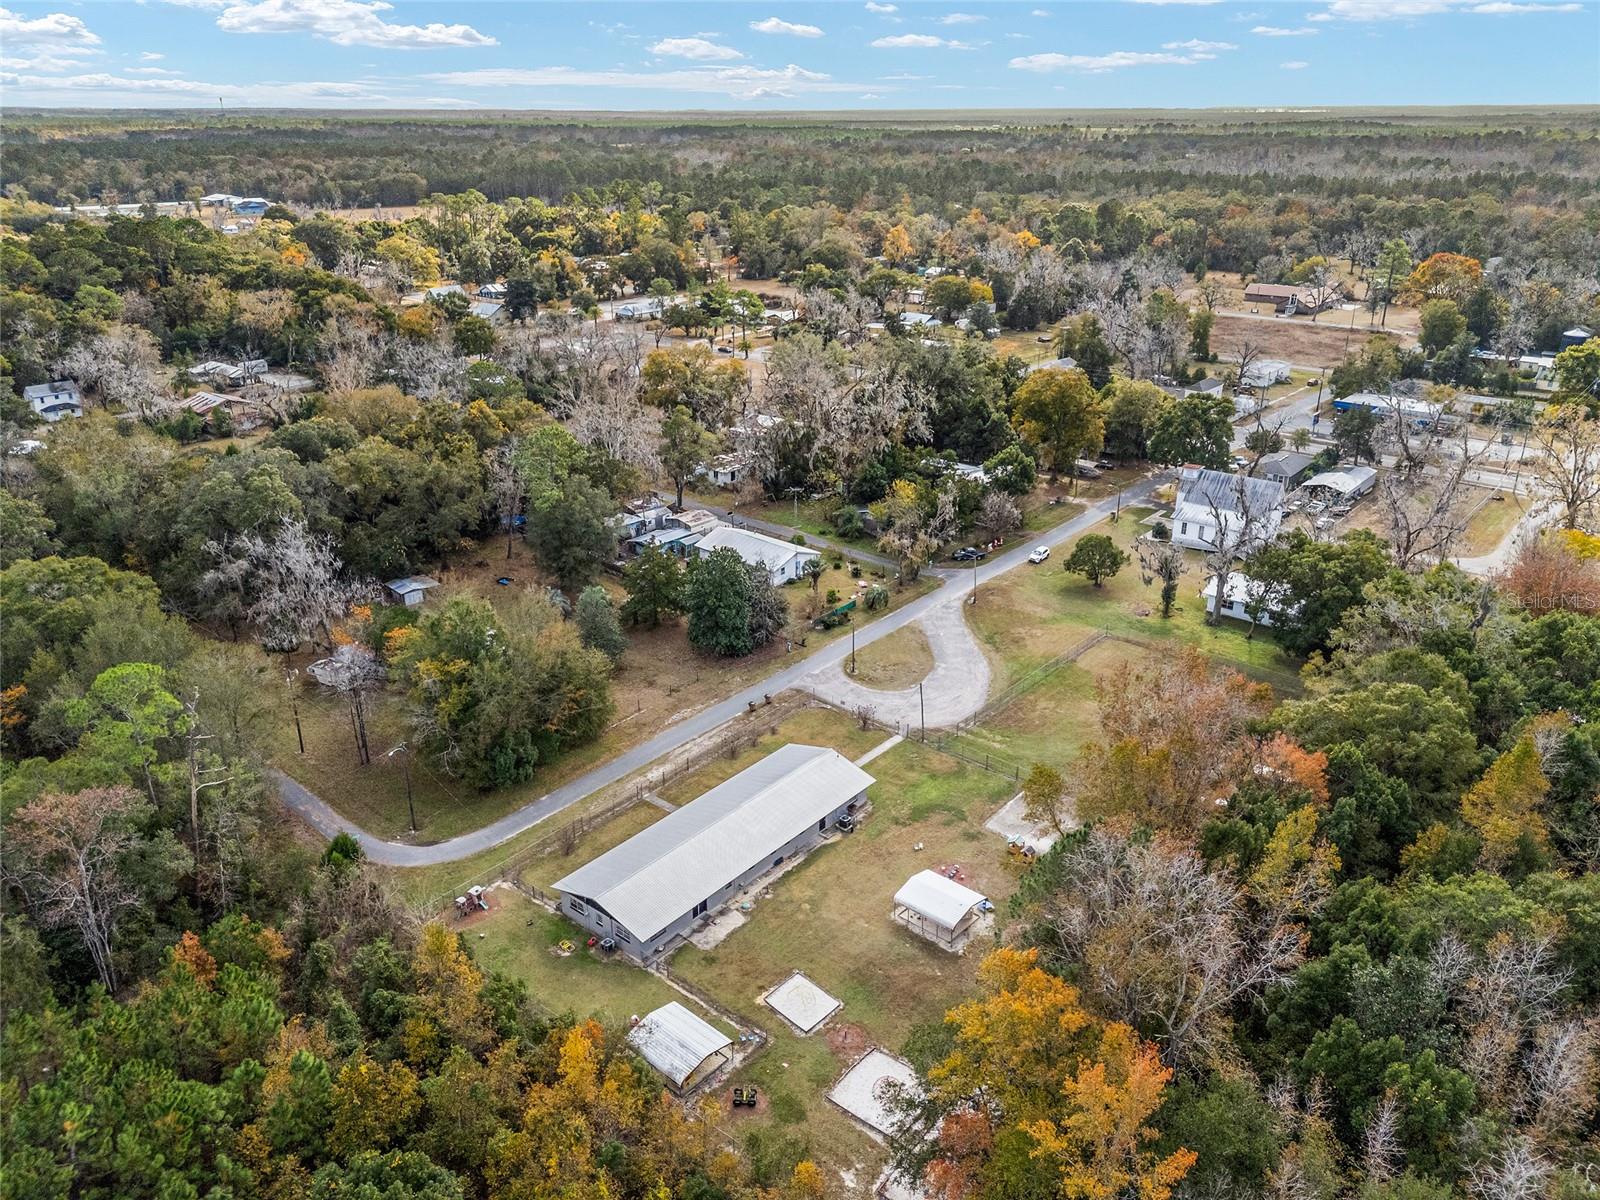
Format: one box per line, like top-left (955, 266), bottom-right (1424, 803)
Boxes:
top-left (273, 477), bottom-right (1161, 867)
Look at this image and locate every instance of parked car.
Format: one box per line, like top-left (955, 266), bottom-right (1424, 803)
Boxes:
top-left (1027, 546), bottom-right (1051, 564)
top-left (951, 546), bottom-right (987, 562)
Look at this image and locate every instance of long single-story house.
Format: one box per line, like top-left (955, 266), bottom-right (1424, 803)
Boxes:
top-left (23, 380), bottom-right (83, 422)
top-left (1242, 281), bottom-right (1343, 314)
top-left (693, 524), bottom-right (822, 586)
top-left (553, 744), bottom-right (874, 961)
top-left (1171, 467), bottom-right (1285, 552)
top-left (892, 870), bottom-right (989, 953)
top-left (626, 1002), bottom-right (733, 1093)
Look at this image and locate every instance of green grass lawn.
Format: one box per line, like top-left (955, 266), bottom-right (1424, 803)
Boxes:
top-left (967, 505), bottom-right (1303, 694)
top-left (656, 707), bottom-right (888, 807)
top-left (847, 623), bottom-right (934, 690)
top-left (469, 890), bottom-right (731, 1032)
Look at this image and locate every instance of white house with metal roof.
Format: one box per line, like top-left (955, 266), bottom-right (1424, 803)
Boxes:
top-left (22, 380), bottom-right (82, 422)
top-left (553, 744), bottom-right (874, 960)
top-left (693, 524), bottom-right (822, 586)
top-left (626, 1002), bottom-right (733, 1093)
top-left (1171, 467), bottom-right (1284, 553)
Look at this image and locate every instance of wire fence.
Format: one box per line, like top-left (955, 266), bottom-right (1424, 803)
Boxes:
top-left (422, 693), bottom-right (811, 912)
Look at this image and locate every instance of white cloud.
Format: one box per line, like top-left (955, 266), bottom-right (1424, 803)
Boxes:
top-left (1010, 48), bottom-right (1214, 70)
top-left (650, 36), bottom-right (743, 60)
top-left (0, 68), bottom-right (408, 105)
top-left (426, 63), bottom-right (868, 99)
top-left (1469, 2), bottom-right (1581, 11)
top-left (880, 71), bottom-right (930, 79)
top-left (1126, 0), bottom-right (1223, 5)
top-left (140, 51), bottom-right (166, 61)
top-left (0, 7), bottom-right (101, 49)
top-left (127, 66), bottom-right (184, 75)
top-left (750, 16), bottom-right (824, 36)
top-left (865, 2), bottom-right (897, 10)
top-left (939, 11), bottom-right (986, 23)
top-left (213, 0), bottom-right (496, 49)
top-left (1032, 8), bottom-right (1051, 14)
top-left (1, 52), bottom-right (93, 72)
top-left (1312, 0), bottom-right (1579, 15)
top-left (1162, 37), bottom-right (1238, 49)
top-left (1281, 58), bottom-right (1310, 67)
top-left (871, 32), bottom-right (972, 46)
top-left (1306, 11), bottom-right (1334, 18)
top-left (1252, 24), bottom-right (1319, 34)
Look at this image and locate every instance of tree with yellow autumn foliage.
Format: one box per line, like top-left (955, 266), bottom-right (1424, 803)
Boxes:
top-left (1460, 734), bottom-right (1550, 870)
top-left (890, 948), bottom-right (1194, 1200)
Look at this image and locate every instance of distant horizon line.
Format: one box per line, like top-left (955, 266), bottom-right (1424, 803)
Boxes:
top-left (6, 102), bottom-right (1597, 115)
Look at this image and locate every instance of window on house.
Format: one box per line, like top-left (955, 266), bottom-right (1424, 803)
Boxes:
top-left (569, 899), bottom-right (586, 915)
top-left (1180, 522), bottom-right (1189, 536)
top-left (614, 929), bottom-right (631, 943)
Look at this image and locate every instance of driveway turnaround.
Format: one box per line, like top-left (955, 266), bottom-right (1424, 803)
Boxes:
top-left (273, 480), bottom-right (1159, 867)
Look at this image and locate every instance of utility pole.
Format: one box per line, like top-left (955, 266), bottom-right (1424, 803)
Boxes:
top-left (849, 622), bottom-right (857, 675)
top-left (286, 670), bottom-right (304, 754)
top-left (919, 680), bottom-right (926, 741)
top-left (386, 742), bottom-right (416, 834)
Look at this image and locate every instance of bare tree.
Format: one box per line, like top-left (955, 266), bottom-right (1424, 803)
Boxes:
top-left (1362, 1092), bottom-right (1403, 1187)
top-left (1301, 262), bottom-right (1342, 323)
top-left (2, 786), bottom-right (157, 991)
top-left (486, 440), bottom-right (525, 561)
top-left (1372, 395), bottom-right (1489, 569)
top-left (316, 310), bottom-right (386, 394)
top-left (204, 516), bottom-right (366, 653)
top-left (308, 642), bottom-right (386, 766)
top-left (1195, 277), bottom-right (1226, 312)
top-left (976, 491), bottom-right (1021, 544)
top-left (1468, 1136), bottom-right (1552, 1200)
top-left (802, 286), bottom-right (878, 347)
top-left (391, 333), bottom-right (466, 403)
top-left (1530, 404), bottom-right (1600, 529)
top-left (55, 324), bottom-right (171, 420)
top-left (1025, 826), bottom-right (1310, 1068)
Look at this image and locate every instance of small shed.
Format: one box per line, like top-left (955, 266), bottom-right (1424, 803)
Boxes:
top-left (892, 870), bottom-right (988, 952)
top-left (627, 1002), bottom-right (733, 1093)
top-left (384, 576), bottom-right (441, 607)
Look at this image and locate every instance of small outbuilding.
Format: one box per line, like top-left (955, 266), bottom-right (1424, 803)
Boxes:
top-left (1258, 450), bottom-right (1317, 489)
top-left (627, 1002), bottom-right (733, 1093)
top-left (892, 870), bottom-right (988, 953)
top-left (1302, 465), bottom-right (1377, 500)
top-left (384, 576), bottom-right (441, 607)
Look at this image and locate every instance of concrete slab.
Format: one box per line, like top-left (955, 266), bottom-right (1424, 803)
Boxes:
top-left (828, 1049), bottom-right (921, 1138)
top-left (984, 792), bottom-right (1066, 853)
top-left (763, 972), bottom-right (842, 1033)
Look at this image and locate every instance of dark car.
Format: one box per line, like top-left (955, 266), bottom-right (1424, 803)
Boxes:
top-left (951, 547), bottom-right (987, 562)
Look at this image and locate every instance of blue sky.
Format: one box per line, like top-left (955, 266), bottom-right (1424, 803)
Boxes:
top-left (2, 0), bottom-right (1597, 110)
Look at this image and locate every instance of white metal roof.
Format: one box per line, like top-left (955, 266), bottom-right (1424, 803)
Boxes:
top-left (1302, 465), bottom-right (1376, 496)
top-left (695, 524), bottom-right (820, 573)
top-left (1176, 467), bottom-right (1285, 520)
top-left (627, 1002), bottom-right (732, 1088)
top-left (893, 870), bottom-right (987, 931)
top-left (554, 744), bottom-right (874, 940)
top-left (384, 575), bottom-right (441, 594)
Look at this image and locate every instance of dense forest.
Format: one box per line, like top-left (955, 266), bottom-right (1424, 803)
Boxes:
top-left (2, 109), bottom-right (1599, 1199)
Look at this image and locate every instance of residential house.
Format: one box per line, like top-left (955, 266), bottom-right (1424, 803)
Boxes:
top-left (1257, 450), bottom-right (1317, 489)
top-left (1240, 359), bottom-right (1292, 389)
top-left (1242, 281), bottom-right (1343, 314)
top-left (22, 380), bottom-right (83, 422)
top-left (1171, 467), bottom-right (1284, 552)
top-left (477, 282), bottom-right (507, 300)
top-left (693, 524), bottom-right (822, 585)
top-left (1200, 572), bottom-right (1288, 627)
top-left (1560, 326), bottom-right (1594, 350)
top-left (616, 298), bottom-right (665, 320)
top-left (468, 300), bottom-right (506, 323)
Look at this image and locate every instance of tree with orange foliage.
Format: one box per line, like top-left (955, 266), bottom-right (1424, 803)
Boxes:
top-left (1499, 532), bottom-right (1600, 616)
top-left (891, 948), bottom-right (1194, 1200)
top-left (1401, 252), bottom-right (1483, 304)
top-left (1072, 648), bottom-right (1274, 833)
top-left (882, 223), bottom-right (915, 265)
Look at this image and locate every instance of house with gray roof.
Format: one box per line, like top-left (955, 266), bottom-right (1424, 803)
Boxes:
top-left (1171, 467), bottom-right (1284, 552)
top-left (553, 744), bottom-right (874, 961)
